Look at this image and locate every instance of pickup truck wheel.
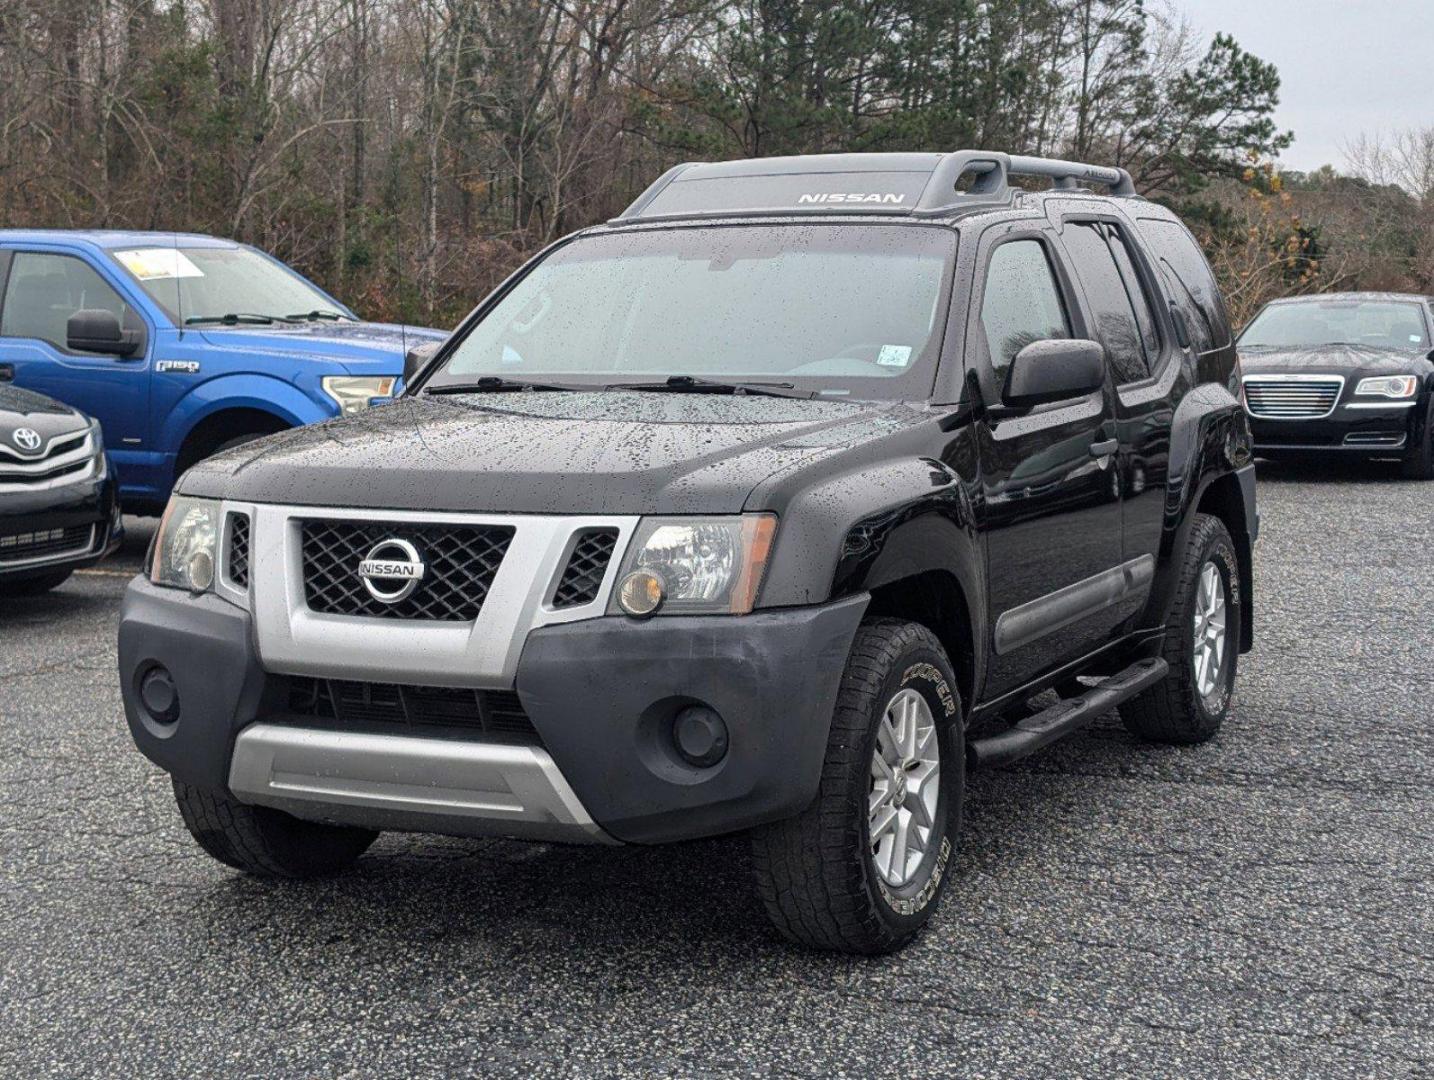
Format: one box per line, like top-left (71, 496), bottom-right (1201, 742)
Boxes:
top-left (172, 779), bottom-right (377, 878)
top-left (750, 619), bottom-right (963, 954)
top-left (0, 569), bottom-right (72, 597)
top-left (1120, 513), bottom-right (1240, 745)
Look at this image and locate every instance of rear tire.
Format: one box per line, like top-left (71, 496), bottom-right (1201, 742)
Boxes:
top-left (0, 569), bottom-right (73, 597)
top-left (1120, 513), bottom-right (1240, 745)
top-left (172, 780), bottom-right (377, 878)
top-left (751, 619), bottom-right (964, 954)
top-left (1401, 399), bottom-right (1434, 480)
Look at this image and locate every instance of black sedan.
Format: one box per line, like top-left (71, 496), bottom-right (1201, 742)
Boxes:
top-left (1238, 292), bottom-right (1434, 479)
top-left (0, 378), bottom-right (122, 595)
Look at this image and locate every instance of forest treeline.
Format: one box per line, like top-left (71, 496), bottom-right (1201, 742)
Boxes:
top-left (2, 0), bottom-right (1432, 327)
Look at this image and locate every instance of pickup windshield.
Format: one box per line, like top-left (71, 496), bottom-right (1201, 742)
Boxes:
top-left (427, 225), bottom-right (956, 400)
top-left (109, 246), bottom-right (345, 326)
top-left (1240, 299), bottom-right (1429, 351)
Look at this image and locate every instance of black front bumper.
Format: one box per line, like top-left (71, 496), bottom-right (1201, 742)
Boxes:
top-left (1249, 397), bottom-right (1426, 457)
top-left (119, 580), bottom-right (868, 845)
top-left (0, 468), bottom-right (122, 579)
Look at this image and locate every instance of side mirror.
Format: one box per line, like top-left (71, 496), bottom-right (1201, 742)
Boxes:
top-left (67, 309), bottom-right (141, 357)
top-left (403, 340), bottom-right (443, 386)
top-left (1002, 338), bottom-right (1107, 409)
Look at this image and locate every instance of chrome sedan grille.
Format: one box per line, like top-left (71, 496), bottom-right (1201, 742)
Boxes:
top-left (1243, 377), bottom-right (1344, 419)
top-left (299, 518), bottom-right (514, 621)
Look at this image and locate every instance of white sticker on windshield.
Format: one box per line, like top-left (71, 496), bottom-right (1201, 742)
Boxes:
top-left (114, 249), bottom-right (204, 281)
top-left (877, 344), bottom-right (913, 368)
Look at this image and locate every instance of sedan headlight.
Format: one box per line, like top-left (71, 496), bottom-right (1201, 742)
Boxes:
top-left (1354, 375), bottom-right (1419, 398)
top-left (322, 376), bottom-right (397, 415)
top-left (149, 495), bottom-right (220, 592)
top-left (609, 514), bottom-right (777, 617)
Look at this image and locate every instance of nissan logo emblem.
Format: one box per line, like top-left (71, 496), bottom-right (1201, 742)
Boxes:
top-left (12, 428), bottom-right (42, 453)
top-left (357, 538), bottom-right (426, 603)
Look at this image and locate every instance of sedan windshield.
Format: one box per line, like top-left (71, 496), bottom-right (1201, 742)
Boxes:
top-left (1240, 299), bottom-right (1429, 351)
top-left (109, 246), bottom-right (346, 325)
top-left (428, 225), bottom-right (956, 400)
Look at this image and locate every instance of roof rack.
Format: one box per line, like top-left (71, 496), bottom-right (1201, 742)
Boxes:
top-left (913, 151), bottom-right (1136, 214)
top-left (613, 150), bottom-right (1137, 223)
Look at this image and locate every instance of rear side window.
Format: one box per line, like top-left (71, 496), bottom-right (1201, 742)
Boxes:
top-left (0, 252), bottom-right (135, 350)
top-left (1060, 222), bottom-right (1152, 383)
top-left (1135, 218), bottom-right (1231, 351)
top-left (979, 240), bottom-right (1070, 371)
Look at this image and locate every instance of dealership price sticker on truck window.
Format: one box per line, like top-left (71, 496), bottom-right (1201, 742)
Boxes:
top-left (114, 249), bottom-right (205, 281)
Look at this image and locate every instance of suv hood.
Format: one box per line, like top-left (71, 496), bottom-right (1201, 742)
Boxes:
top-left (0, 384), bottom-right (90, 455)
top-left (179, 392), bottom-right (926, 514)
top-left (195, 322), bottom-right (447, 374)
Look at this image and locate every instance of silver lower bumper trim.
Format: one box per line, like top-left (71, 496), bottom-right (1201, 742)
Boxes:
top-left (228, 724), bottom-right (614, 844)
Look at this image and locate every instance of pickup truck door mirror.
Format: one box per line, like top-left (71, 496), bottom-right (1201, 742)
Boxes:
top-left (66, 309), bottom-right (142, 358)
top-left (403, 340), bottom-right (443, 386)
top-left (1001, 338), bottom-right (1107, 409)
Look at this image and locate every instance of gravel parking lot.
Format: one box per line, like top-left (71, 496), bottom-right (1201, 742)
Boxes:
top-left (2, 462), bottom-right (1431, 1079)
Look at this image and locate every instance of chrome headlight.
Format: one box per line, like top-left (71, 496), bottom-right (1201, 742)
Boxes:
top-left (322, 375), bottom-right (397, 415)
top-left (1354, 375), bottom-right (1419, 398)
top-left (149, 495), bottom-right (220, 592)
top-left (609, 514), bottom-right (777, 617)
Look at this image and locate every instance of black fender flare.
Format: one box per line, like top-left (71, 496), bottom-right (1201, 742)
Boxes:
top-left (1143, 382), bottom-right (1255, 642)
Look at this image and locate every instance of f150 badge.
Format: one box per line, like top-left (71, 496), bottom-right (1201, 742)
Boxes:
top-left (156, 360), bottom-right (201, 374)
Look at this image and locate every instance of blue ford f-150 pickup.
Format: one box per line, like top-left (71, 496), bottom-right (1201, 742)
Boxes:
top-left (0, 231), bottom-right (445, 513)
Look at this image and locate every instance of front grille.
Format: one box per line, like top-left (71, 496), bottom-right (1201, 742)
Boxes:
top-left (0, 431), bottom-right (96, 488)
top-left (552, 528), bottom-right (619, 607)
top-left (0, 525), bottom-right (93, 564)
top-left (1244, 378), bottom-right (1343, 419)
top-left (282, 676), bottom-right (539, 742)
top-left (300, 519), bottom-right (514, 621)
top-left (227, 513), bottom-right (250, 588)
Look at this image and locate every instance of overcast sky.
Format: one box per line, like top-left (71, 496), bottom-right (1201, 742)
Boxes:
top-left (1179, 0), bottom-right (1434, 173)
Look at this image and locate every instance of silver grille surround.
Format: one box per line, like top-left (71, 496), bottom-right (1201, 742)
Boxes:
top-left (217, 502), bottom-right (640, 688)
top-left (0, 431), bottom-right (103, 492)
top-left (1242, 374), bottom-right (1345, 420)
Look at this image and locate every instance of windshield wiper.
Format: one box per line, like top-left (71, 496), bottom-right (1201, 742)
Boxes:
top-left (424, 376), bottom-right (584, 394)
top-left (609, 375), bottom-right (814, 399)
top-left (287, 309), bottom-right (353, 322)
top-left (184, 313), bottom-right (298, 326)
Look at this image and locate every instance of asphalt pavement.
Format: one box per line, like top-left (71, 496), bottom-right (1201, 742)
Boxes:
top-left (1, 461), bottom-right (1430, 1078)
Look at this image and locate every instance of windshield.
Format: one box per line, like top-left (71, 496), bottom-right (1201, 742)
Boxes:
top-left (1240, 299), bottom-right (1429, 351)
top-left (109, 246), bottom-right (345, 324)
top-left (428, 225), bottom-right (956, 399)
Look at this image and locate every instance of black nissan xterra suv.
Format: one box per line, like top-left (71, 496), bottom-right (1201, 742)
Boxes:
top-left (120, 152), bottom-right (1257, 954)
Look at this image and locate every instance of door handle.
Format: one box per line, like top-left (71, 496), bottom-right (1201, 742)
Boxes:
top-left (1089, 438), bottom-right (1119, 458)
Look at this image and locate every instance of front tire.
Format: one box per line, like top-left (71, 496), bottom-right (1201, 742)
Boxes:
top-left (1120, 513), bottom-right (1241, 744)
top-left (173, 780), bottom-right (377, 878)
top-left (751, 619), bottom-right (964, 954)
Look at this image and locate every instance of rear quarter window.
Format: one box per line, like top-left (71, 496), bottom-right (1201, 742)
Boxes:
top-left (1134, 218), bottom-right (1232, 351)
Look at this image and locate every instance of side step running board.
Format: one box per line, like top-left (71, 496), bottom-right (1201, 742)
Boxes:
top-left (969, 657), bottom-right (1169, 769)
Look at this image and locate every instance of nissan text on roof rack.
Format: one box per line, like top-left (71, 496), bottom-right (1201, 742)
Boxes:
top-left (118, 151), bottom-right (1257, 954)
